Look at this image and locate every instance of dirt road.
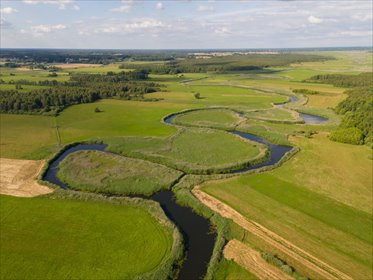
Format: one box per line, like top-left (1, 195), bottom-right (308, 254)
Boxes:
top-left (193, 187), bottom-right (352, 280)
top-left (224, 239), bottom-right (293, 280)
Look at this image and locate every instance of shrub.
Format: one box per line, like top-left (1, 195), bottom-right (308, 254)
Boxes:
top-left (330, 127), bottom-right (364, 145)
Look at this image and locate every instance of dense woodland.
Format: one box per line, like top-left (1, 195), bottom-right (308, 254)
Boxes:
top-left (120, 53), bottom-right (331, 74)
top-left (310, 73), bottom-right (373, 145)
top-left (0, 71), bottom-right (159, 115)
top-left (306, 72), bottom-right (372, 88)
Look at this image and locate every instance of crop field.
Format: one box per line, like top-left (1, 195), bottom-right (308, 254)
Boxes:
top-left (0, 194), bottom-right (174, 279)
top-left (201, 132), bottom-right (373, 279)
top-left (58, 150), bottom-right (183, 195)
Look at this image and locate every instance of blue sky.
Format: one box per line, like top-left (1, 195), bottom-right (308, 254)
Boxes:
top-left (1, 0), bottom-right (372, 49)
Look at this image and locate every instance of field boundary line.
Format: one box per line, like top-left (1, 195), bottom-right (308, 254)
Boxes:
top-left (192, 187), bottom-right (353, 280)
top-left (223, 239), bottom-right (293, 280)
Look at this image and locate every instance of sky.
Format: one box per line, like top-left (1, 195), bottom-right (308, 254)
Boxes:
top-left (0, 0), bottom-right (372, 49)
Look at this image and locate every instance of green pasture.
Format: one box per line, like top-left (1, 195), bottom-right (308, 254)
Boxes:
top-left (245, 108), bottom-right (300, 122)
top-left (58, 150), bottom-right (182, 195)
top-left (0, 194), bottom-right (174, 280)
top-left (173, 108), bottom-right (241, 129)
top-left (0, 114), bottom-right (59, 159)
top-left (214, 259), bottom-right (258, 280)
top-left (104, 127), bottom-right (265, 173)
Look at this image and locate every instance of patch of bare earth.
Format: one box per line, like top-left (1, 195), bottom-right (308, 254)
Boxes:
top-left (52, 63), bottom-right (102, 69)
top-left (193, 187), bottom-right (352, 280)
top-left (224, 239), bottom-right (293, 280)
top-left (0, 158), bottom-right (52, 197)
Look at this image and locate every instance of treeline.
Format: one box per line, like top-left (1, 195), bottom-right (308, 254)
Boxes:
top-left (0, 82), bottom-right (158, 115)
top-left (0, 71), bottom-right (159, 115)
top-left (292, 88), bottom-right (320, 95)
top-left (306, 72), bottom-right (373, 88)
top-left (120, 53), bottom-right (330, 74)
top-left (311, 73), bottom-right (373, 145)
top-left (70, 70), bottom-right (148, 84)
top-left (330, 86), bottom-right (372, 144)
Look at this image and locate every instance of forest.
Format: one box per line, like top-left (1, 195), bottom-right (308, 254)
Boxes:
top-left (0, 71), bottom-right (159, 115)
top-left (119, 53), bottom-right (331, 74)
top-left (309, 73), bottom-right (373, 144)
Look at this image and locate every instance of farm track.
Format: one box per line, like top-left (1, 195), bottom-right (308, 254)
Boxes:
top-left (223, 239), bottom-right (293, 280)
top-left (192, 187), bottom-right (353, 280)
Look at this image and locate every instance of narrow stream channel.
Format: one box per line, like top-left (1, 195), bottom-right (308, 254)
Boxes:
top-left (43, 94), bottom-right (326, 279)
top-left (42, 144), bottom-right (216, 280)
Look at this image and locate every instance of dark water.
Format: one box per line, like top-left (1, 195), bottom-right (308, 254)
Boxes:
top-left (163, 114), bottom-right (178, 124)
top-left (231, 131), bottom-right (292, 173)
top-left (150, 191), bottom-right (216, 280)
top-left (42, 144), bottom-right (216, 280)
top-left (300, 113), bottom-right (328, 124)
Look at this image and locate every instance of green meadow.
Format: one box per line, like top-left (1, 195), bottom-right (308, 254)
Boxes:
top-left (0, 50), bottom-right (372, 279)
top-left (58, 150), bottom-right (183, 195)
top-left (0, 194), bottom-right (175, 280)
top-left (103, 128), bottom-right (265, 173)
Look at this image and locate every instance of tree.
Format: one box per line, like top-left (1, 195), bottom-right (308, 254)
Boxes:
top-left (94, 107), bottom-right (102, 113)
top-left (194, 92), bottom-right (201, 99)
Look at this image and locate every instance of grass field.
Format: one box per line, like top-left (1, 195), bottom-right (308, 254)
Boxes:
top-left (58, 150), bottom-right (182, 195)
top-left (245, 108), bottom-right (300, 122)
top-left (173, 109), bottom-right (241, 129)
top-left (0, 194), bottom-right (174, 279)
top-left (104, 128), bottom-right (265, 173)
top-left (1, 51), bottom-right (372, 279)
top-left (201, 132), bottom-right (373, 279)
top-left (213, 259), bottom-right (258, 280)
top-left (0, 114), bottom-right (59, 159)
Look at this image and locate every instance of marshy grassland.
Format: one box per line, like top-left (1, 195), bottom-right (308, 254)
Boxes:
top-left (0, 50), bottom-right (371, 280)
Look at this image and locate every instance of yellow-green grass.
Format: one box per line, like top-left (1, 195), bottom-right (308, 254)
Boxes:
top-left (0, 194), bottom-right (173, 279)
top-left (62, 64), bottom-right (124, 73)
top-left (291, 51), bottom-right (373, 73)
top-left (0, 68), bottom-right (70, 82)
top-left (202, 172), bottom-right (373, 280)
top-left (186, 85), bottom-right (288, 109)
top-left (104, 128), bottom-right (264, 173)
top-left (173, 108), bottom-right (241, 129)
top-left (0, 114), bottom-right (59, 159)
top-left (58, 150), bottom-right (183, 195)
top-left (271, 133), bottom-right (372, 213)
top-left (245, 108), bottom-right (299, 122)
top-left (213, 259), bottom-right (258, 280)
top-left (56, 99), bottom-right (192, 144)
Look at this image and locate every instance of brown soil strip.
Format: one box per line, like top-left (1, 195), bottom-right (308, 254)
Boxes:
top-left (224, 239), bottom-right (293, 280)
top-left (0, 158), bottom-right (52, 197)
top-left (193, 187), bottom-right (352, 280)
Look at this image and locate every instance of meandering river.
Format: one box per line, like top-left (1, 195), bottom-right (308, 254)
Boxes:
top-left (43, 93), bottom-right (327, 280)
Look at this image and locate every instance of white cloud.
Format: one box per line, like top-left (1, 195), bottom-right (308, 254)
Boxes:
top-left (197, 5), bottom-right (214, 12)
top-left (156, 2), bottom-right (163, 10)
top-left (30, 24), bottom-right (66, 36)
top-left (22, 0), bottom-right (76, 10)
top-left (0, 17), bottom-right (12, 28)
top-left (72, 4), bottom-right (80, 11)
top-left (94, 18), bottom-right (169, 34)
top-left (111, 5), bottom-right (132, 13)
top-left (339, 30), bottom-right (373, 37)
top-left (308, 15), bottom-right (323, 24)
top-left (214, 27), bottom-right (231, 35)
top-left (0, 7), bottom-right (18, 14)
